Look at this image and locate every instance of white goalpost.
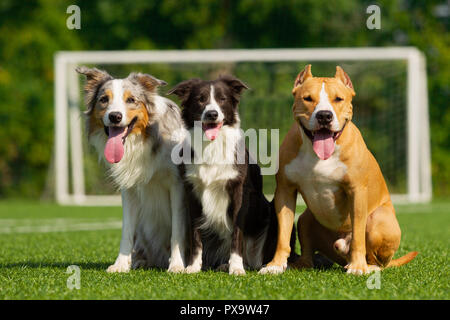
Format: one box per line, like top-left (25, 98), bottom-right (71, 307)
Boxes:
top-left (53, 48), bottom-right (432, 206)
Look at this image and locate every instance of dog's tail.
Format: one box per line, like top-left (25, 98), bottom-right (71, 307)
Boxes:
top-left (386, 251), bottom-right (418, 268)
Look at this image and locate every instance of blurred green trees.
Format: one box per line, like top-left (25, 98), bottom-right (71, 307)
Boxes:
top-left (0, 0), bottom-right (448, 198)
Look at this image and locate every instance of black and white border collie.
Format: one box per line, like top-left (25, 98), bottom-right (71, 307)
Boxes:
top-left (168, 76), bottom-right (278, 275)
top-left (76, 67), bottom-right (187, 273)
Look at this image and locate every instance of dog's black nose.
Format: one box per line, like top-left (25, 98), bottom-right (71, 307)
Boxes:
top-left (316, 110), bottom-right (333, 125)
top-left (204, 110), bottom-right (218, 121)
top-left (109, 112), bottom-right (123, 124)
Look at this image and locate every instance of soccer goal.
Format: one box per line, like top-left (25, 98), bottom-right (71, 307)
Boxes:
top-left (53, 48), bottom-right (431, 206)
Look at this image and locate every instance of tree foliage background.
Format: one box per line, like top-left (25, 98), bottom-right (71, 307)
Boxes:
top-left (0, 0), bottom-right (448, 198)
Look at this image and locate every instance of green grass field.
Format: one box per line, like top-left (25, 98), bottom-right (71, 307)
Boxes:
top-left (0, 200), bottom-right (448, 300)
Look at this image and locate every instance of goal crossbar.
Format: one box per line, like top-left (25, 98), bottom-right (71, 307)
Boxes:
top-left (54, 47), bottom-right (432, 205)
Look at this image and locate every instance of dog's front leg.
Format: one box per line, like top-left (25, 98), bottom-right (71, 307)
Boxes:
top-left (185, 224), bottom-right (203, 273)
top-left (184, 183), bottom-right (203, 274)
top-left (107, 190), bottom-right (137, 273)
top-left (228, 182), bottom-right (246, 276)
top-left (229, 226), bottom-right (245, 275)
top-left (168, 181), bottom-right (186, 273)
top-left (259, 183), bottom-right (297, 274)
top-left (345, 185), bottom-right (370, 275)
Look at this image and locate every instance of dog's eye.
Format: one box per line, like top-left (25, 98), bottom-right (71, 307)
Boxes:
top-left (303, 96), bottom-right (313, 102)
top-left (199, 96), bottom-right (207, 103)
top-left (219, 96), bottom-right (226, 102)
top-left (334, 97), bottom-right (344, 102)
top-left (126, 97), bottom-right (136, 104)
top-left (99, 96), bottom-right (109, 104)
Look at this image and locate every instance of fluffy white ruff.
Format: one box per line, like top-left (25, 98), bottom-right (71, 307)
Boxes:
top-left (185, 124), bottom-right (242, 240)
top-left (90, 132), bottom-right (161, 189)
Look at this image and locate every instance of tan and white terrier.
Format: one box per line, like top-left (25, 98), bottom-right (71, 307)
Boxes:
top-left (260, 65), bottom-right (418, 275)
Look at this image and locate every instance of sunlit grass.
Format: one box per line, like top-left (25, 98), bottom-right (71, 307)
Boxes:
top-left (0, 201), bottom-right (448, 299)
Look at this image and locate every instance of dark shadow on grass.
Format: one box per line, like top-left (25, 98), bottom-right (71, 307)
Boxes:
top-left (0, 261), bottom-right (111, 270)
top-left (0, 261), bottom-right (170, 272)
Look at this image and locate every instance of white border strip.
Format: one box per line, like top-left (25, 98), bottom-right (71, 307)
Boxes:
top-left (0, 220), bottom-right (122, 234)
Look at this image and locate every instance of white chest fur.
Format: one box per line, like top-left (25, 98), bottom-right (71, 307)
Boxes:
top-left (185, 126), bottom-right (241, 239)
top-left (285, 138), bottom-right (348, 230)
top-left (90, 131), bottom-right (165, 189)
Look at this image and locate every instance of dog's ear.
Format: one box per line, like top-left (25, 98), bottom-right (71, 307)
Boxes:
top-left (76, 66), bottom-right (112, 87)
top-left (167, 79), bottom-right (202, 104)
top-left (128, 72), bottom-right (167, 93)
top-left (293, 64), bottom-right (312, 94)
top-left (76, 66), bottom-right (113, 114)
top-left (219, 75), bottom-right (249, 102)
top-left (335, 66), bottom-right (355, 96)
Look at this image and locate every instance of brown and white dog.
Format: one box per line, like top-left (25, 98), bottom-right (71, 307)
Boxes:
top-left (260, 65), bottom-right (418, 275)
top-left (77, 67), bottom-right (188, 273)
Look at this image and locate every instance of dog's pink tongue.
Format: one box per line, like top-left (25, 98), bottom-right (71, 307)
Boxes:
top-left (204, 127), bottom-right (220, 141)
top-left (313, 129), bottom-right (335, 160)
top-left (203, 123), bottom-right (222, 141)
top-left (104, 127), bottom-right (126, 164)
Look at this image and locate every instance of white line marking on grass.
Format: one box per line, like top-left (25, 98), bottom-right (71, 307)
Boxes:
top-left (0, 218), bottom-right (118, 226)
top-left (0, 219), bottom-right (122, 234)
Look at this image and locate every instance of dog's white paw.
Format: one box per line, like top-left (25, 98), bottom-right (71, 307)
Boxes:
top-left (345, 261), bottom-right (375, 275)
top-left (259, 263), bottom-right (287, 275)
top-left (348, 264), bottom-right (380, 275)
top-left (346, 267), bottom-right (365, 275)
top-left (184, 264), bottom-right (202, 274)
top-left (168, 263), bottom-right (185, 273)
top-left (229, 266), bottom-right (246, 276)
top-left (107, 256), bottom-right (131, 273)
top-left (228, 253), bottom-right (245, 276)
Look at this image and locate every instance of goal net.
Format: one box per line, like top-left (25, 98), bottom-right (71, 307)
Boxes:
top-left (53, 48), bottom-right (431, 205)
